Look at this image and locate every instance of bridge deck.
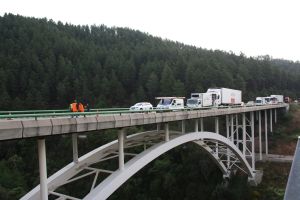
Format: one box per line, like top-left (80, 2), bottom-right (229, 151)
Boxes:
top-left (0, 104), bottom-right (287, 141)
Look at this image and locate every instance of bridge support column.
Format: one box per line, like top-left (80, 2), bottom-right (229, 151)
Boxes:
top-left (226, 115), bottom-right (230, 168)
top-left (230, 115), bottom-right (234, 143)
top-left (182, 120), bottom-right (185, 134)
top-left (251, 112), bottom-right (255, 170)
top-left (259, 111), bottom-right (262, 160)
top-left (235, 114), bottom-right (239, 145)
top-left (226, 115), bottom-right (229, 139)
top-left (215, 117), bottom-right (219, 155)
top-left (275, 109), bottom-right (277, 124)
top-left (72, 133), bottom-right (78, 163)
top-left (195, 119), bottom-right (199, 132)
top-left (37, 138), bottom-right (48, 200)
top-left (242, 113), bottom-right (246, 156)
top-left (265, 110), bottom-right (268, 155)
top-left (165, 123), bottom-right (169, 142)
top-left (200, 118), bottom-right (204, 132)
top-left (157, 123), bottom-right (161, 132)
top-left (255, 111), bottom-right (259, 121)
top-left (270, 109), bottom-right (273, 133)
top-left (118, 129), bottom-right (125, 171)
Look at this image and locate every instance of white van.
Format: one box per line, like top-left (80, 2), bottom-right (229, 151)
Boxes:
top-left (256, 97), bottom-right (271, 105)
top-left (156, 97), bottom-right (185, 110)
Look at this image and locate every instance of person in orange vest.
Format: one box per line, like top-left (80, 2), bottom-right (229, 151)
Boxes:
top-left (78, 102), bottom-right (84, 112)
top-left (70, 100), bottom-right (78, 112)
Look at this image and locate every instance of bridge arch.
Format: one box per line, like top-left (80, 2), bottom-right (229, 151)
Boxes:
top-left (84, 131), bottom-right (253, 200)
top-left (22, 131), bottom-right (254, 200)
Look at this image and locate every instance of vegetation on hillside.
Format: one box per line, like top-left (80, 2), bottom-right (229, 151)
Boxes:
top-left (1, 13), bottom-right (300, 110)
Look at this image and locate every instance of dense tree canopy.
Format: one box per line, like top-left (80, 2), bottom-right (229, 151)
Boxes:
top-left (0, 13), bottom-right (300, 110)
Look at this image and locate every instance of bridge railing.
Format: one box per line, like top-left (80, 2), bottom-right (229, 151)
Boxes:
top-left (0, 107), bottom-right (130, 115)
top-left (0, 104), bottom-right (284, 120)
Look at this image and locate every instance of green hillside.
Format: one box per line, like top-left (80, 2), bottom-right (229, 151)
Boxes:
top-left (0, 13), bottom-right (300, 110)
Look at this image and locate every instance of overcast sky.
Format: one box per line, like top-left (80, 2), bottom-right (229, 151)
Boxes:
top-left (1, 0), bottom-right (299, 61)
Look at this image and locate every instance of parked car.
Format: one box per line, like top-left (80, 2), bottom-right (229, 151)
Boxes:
top-left (130, 102), bottom-right (153, 110)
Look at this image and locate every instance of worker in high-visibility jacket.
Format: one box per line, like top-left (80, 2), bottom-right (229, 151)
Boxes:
top-left (70, 100), bottom-right (78, 112)
top-left (78, 102), bottom-right (84, 112)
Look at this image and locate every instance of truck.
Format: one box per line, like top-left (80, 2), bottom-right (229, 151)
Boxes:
top-left (206, 88), bottom-right (242, 106)
top-left (255, 97), bottom-right (267, 105)
top-left (156, 97), bottom-right (185, 110)
top-left (270, 95), bottom-right (284, 104)
top-left (187, 93), bottom-right (213, 108)
top-left (256, 95), bottom-right (284, 105)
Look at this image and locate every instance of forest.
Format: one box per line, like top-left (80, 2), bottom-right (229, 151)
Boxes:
top-left (1, 13), bottom-right (300, 110)
top-left (0, 13), bottom-right (299, 199)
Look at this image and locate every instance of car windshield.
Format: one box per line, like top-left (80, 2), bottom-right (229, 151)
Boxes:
top-left (187, 99), bottom-right (198, 104)
top-left (256, 100), bottom-right (262, 103)
top-left (158, 99), bottom-right (172, 105)
top-left (134, 103), bottom-right (143, 106)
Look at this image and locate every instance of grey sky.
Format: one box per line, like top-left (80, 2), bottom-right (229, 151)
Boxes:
top-left (1, 0), bottom-right (299, 61)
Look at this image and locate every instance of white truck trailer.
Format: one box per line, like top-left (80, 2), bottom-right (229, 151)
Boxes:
top-left (206, 88), bottom-right (242, 106)
top-left (270, 95), bottom-right (284, 103)
top-left (187, 93), bottom-right (213, 108)
top-left (156, 97), bottom-right (185, 110)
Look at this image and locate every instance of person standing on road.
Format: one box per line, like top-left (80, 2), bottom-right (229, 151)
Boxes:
top-left (70, 100), bottom-right (78, 112)
top-left (78, 102), bottom-right (85, 112)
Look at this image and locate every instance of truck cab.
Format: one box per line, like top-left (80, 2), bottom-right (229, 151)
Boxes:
top-left (156, 97), bottom-right (185, 110)
top-left (187, 93), bottom-right (213, 108)
top-left (255, 97), bottom-right (265, 105)
top-left (206, 89), bottom-right (221, 106)
top-left (264, 97), bottom-right (271, 104)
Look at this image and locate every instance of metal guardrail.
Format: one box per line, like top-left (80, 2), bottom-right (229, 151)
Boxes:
top-left (0, 104), bottom-right (285, 120)
top-left (0, 108), bottom-right (190, 119)
top-left (0, 108), bottom-right (129, 115)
